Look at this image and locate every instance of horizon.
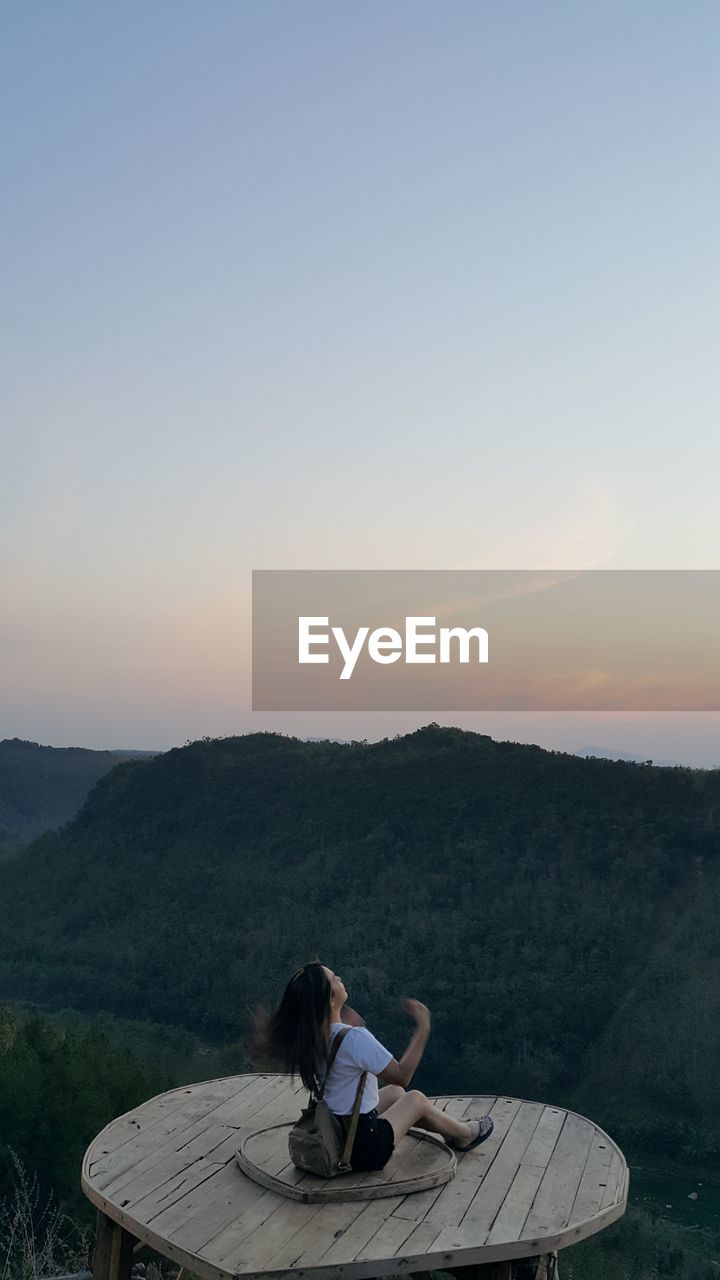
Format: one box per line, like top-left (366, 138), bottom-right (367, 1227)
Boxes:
top-left (3, 717), bottom-right (718, 770)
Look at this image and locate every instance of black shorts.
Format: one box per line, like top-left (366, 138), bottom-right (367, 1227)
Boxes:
top-left (348, 1108), bottom-right (395, 1172)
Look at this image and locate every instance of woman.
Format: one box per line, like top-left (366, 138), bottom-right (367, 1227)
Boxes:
top-left (259, 961), bottom-right (493, 1173)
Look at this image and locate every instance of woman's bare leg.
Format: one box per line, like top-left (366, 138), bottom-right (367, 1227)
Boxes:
top-left (376, 1085), bottom-right (405, 1114)
top-left (381, 1089), bottom-right (479, 1146)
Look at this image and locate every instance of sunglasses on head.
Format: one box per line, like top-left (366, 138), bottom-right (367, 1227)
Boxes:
top-left (290, 961), bottom-right (322, 983)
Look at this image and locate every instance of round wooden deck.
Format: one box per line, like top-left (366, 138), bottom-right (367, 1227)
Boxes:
top-left (82, 1073), bottom-right (628, 1280)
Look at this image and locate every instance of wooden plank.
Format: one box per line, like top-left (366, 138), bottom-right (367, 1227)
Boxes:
top-left (255, 1128), bottom-right (300, 1178)
top-left (129, 1133), bottom-right (245, 1222)
top-left (569, 1130), bottom-right (615, 1222)
top-left (88, 1076), bottom-right (259, 1163)
top-left (391, 1178), bottom-right (448, 1222)
top-left (384, 1132), bottom-right (451, 1182)
top-left (266, 1164), bottom-right (415, 1268)
top-left (390, 1096), bottom-right (472, 1223)
top-left (484, 1163), bottom-right (547, 1248)
top-left (120, 1139), bottom-right (236, 1227)
top-left (485, 1107), bottom-right (567, 1246)
top-left (264, 1199), bottom-right (370, 1269)
top-left (406, 1097), bottom-right (514, 1251)
top-left (237, 1125), bottom-right (286, 1168)
top-left (89, 1078), bottom-right (262, 1188)
top-left (222, 1198), bottom-right (325, 1271)
top-left (130, 1125), bottom-right (283, 1230)
top-left (317, 1195), bottom-right (406, 1265)
top-left (233, 1124), bottom-right (294, 1188)
top-left (84, 1187), bottom-right (238, 1280)
top-left (88, 1083), bottom-right (229, 1160)
top-left (214, 1076), bottom-right (304, 1125)
top-left (101, 1078), bottom-right (301, 1210)
top-left (435, 1101), bottom-right (546, 1249)
top-left (146, 1159), bottom-right (243, 1237)
top-left (599, 1147), bottom-right (626, 1209)
top-left (392, 1217), bottom-right (443, 1257)
top-left (169, 1164), bottom-right (269, 1253)
top-left (103, 1125), bottom-right (233, 1210)
top-left (218, 1074), bottom-right (300, 1127)
top-left (101, 1119), bottom-right (234, 1200)
top-left (520, 1107), bottom-right (566, 1167)
top-left (89, 1092), bottom-right (194, 1158)
top-left (131, 1154), bottom-right (231, 1222)
top-left (522, 1113), bottom-right (595, 1238)
top-left (357, 1208), bottom-right (426, 1262)
top-left (201, 1176), bottom-right (313, 1268)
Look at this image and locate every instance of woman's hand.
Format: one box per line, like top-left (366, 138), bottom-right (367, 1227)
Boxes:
top-left (382, 999), bottom-right (431, 1085)
top-left (402, 999), bottom-right (431, 1033)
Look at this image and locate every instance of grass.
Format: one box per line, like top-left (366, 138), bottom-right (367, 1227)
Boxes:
top-left (0, 1156), bottom-right (90, 1280)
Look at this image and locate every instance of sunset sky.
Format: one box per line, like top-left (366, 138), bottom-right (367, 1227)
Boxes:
top-left (2, 2), bottom-right (719, 764)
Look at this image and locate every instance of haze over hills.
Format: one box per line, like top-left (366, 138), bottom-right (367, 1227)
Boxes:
top-left (0, 737), bottom-right (158, 858)
top-left (1, 725), bottom-right (719, 1162)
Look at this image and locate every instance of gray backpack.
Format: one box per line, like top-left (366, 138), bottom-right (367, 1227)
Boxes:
top-left (288, 1026), bottom-right (367, 1177)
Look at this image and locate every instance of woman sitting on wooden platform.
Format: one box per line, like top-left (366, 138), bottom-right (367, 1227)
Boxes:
top-left (258, 961), bottom-right (493, 1173)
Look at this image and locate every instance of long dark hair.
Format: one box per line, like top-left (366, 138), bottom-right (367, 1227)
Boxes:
top-left (255, 961), bottom-right (333, 1091)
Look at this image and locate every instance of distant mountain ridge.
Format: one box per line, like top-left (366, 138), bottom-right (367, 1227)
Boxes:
top-left (0, 737), bottom-right (158, 857)
top-left (1, 726), bottom-right (719, 1160)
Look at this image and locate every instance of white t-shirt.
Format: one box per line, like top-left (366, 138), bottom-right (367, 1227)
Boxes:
top-left (321, 1023), bottom-right (394, 1115)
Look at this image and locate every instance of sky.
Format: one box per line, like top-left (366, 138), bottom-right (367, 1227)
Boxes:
top-left (1, 2), bottom-right (719, 764)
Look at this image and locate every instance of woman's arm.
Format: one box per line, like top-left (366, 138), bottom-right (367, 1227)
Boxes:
top-left (379, 999), bottom-right (431, 1088)
top-left (341, 1004), bottom-right (366, 1027)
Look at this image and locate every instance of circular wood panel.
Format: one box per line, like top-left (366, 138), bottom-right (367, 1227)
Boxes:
top-left (236, 1122), bottom-right (457, 1202)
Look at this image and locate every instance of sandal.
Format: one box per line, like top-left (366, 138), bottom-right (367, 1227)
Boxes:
top-left (452, 1115), bottom-right (494, 1151)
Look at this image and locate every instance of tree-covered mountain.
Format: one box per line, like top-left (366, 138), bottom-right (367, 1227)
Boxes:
top-left (1, 726), bottom-right (719, 1160)
top-left (0, 738), bottom-right (157, 858)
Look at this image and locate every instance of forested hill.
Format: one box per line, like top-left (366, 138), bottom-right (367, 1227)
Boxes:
top-left (0, 737), bottom-right (157, 858)
top-left (2, 726), bottom-right (719, 1158)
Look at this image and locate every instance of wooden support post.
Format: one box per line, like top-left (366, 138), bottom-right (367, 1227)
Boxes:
top-left (91, 1212), bottom-right (135, 1280)
top-left (511, 1255), bottom-right (559, 1280)
top-left (442, 1255), bottom-right (557, 1280)
top-left (446, 1263), bottom-right (513, 1279)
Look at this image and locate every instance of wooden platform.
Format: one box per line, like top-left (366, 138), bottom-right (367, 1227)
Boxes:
top-left (82, 1073), bottom-right (628, 1280)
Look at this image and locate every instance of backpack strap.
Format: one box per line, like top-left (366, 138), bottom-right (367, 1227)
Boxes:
top-left (338, 1068), bottom-right (368, 1172)
top-left (315, 1025), bottom-right (352, 1100)
top-left (317, 1026), bottom-right (371, 1171)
